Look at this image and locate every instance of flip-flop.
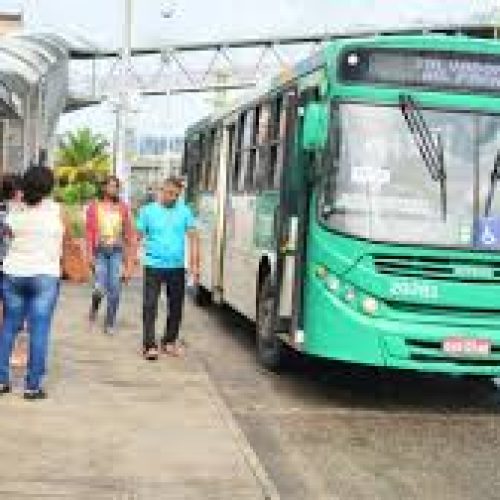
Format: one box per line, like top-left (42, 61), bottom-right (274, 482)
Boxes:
top-left (143, 347), bottom-right (159, 361)
top-left (160, 343), bottom-right (176, 356)
top-left (171, 344), bottom-right (185, 358)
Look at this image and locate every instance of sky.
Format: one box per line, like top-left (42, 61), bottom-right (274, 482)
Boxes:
top-left (2, 0), bottom-right (496, 141)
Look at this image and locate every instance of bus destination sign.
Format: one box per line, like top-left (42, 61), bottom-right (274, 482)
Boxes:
top-left (340, 48), bottom-right (500, 93)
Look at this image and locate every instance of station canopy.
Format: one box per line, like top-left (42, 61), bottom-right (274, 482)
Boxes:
top-left (0, 31), bottom-right (79, 119)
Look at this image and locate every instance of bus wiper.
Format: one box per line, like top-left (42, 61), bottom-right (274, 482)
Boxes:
top-left (399, 94), bottom-right (447, 221)
top-left (484, 151), bottom-right (500, 217)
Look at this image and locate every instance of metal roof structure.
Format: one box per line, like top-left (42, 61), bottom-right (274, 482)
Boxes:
top-left (0, 31), bottom-right (76, 172)
top-left (0, 32), bottom-right (70, 93)
top-left (70, 21), bottom-right (500, 59)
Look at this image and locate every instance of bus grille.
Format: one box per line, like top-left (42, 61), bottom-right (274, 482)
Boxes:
top-left (373, 254), bottom-right (500, 283)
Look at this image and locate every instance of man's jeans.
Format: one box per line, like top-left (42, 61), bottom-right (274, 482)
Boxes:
top-left (143, 267), bottom-right (185, 349)
top-left (0, 275), bottom-right (59, 391)
top-left (91, 246), bottom-right (123, 328)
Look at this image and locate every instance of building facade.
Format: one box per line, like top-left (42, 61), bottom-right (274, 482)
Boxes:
top-left (0, 12), bottom-right (23, 36)
top-left (130, 134), bottom-right (184, 205)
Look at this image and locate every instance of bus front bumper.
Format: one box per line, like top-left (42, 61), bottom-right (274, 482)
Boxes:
top-left (304, 278), bottom-right (500, 376)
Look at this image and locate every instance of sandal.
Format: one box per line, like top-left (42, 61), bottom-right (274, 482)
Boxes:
top-left (160, 343), bottom-right (176, 356)
top-left (161, 343), bottom-right (184, 357)
top-left (143, 347), bottom-right (159, 361)
top-left (24, 389), bottom-right (47, 400)
top-left (172, 344), bottom-right (185, 357)
top-left (0, 384), bottom-right (11, 395)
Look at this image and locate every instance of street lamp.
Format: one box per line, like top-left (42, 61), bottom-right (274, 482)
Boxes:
top-left (114, 0), bottom-right (136, 201)
top-left (160, 4), bottom-right (176, 181)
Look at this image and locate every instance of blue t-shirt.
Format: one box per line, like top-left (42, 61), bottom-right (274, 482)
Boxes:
top-left (136, 201), bottom-right (196, 269)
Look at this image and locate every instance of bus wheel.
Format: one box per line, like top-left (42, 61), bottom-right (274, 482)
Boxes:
top-left (194, 285), bottom-right (212, 307)
top-left (257, 275), bottom-right (284, 371)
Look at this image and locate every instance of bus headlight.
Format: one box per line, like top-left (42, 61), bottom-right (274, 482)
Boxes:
top-left (326, 276), bottom-right (341, 293)
top-left (345, 288), bottom-right (356, 303)
top-left (362, 296), bottom-right (379, 315)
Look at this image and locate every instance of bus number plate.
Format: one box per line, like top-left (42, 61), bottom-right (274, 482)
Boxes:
top-left (442, 338), bottom-right (491, 356)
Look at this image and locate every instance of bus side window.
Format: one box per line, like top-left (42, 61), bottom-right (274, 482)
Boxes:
top-left (246, 106), bottom-right (260, 192)
top-left (194, 136), bottom-right (203, 195)
top-left (233, 113), bottom-right (245, 192)
top-left (185, 136), bottom-right (202, 201)
top-left (267, 94), bottom-right (286, 190)
top-left (239, 109), bottom-right (254, 192)
top-left (199, 134), bottom-right (207, 192)
top-left (227, 123), bottom-right (236, 190)
top-left (210, 127), bottom-right (221, 193)
top-left (256, 103), bottom-right (270, 191)
top-left (204, 130), bottom-right (217, 192)
top-left (262, 96), bottom-right (280, 190)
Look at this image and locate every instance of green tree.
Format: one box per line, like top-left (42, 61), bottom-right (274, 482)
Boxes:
top-left (54, 128), bottom-right (111, 204)
top-left (56, 128), bottom-right (109, 170)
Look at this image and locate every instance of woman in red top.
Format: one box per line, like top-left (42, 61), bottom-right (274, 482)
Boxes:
top-left (86, 176), bottom-right (133, 335)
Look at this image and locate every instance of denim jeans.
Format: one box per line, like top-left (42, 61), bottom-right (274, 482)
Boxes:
top-left (0, 275), bottom-right (60, 391)
top-left (92, 246), bottom-right (123, 328)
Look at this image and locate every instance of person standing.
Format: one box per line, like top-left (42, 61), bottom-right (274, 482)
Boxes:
top-left (0, 174), bottom-right (26, 368)
top-left (136, 178), bottom-right (200, 361)
top-left (0, 174), bottom-right (23, 299)
top-left (0, 167), bottom-right (65, 400)
top-left (143, 185), bottom-right (156, 206)
top-left (0, 174), bottom-right (23, 259)
top-left (86, 176), bottom-right (133, 335)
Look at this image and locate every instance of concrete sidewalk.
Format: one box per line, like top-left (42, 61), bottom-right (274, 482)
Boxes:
top-left (0, 283), bottom-right (277, 500)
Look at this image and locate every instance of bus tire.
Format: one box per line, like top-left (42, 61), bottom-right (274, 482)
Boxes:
top-left (194, 285), bottom-right (212, 307)
top-left (256, 275), bottom-right (284, 371)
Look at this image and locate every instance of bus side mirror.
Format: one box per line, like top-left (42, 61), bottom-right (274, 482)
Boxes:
top-left (302, 102), bottom-right (329, 152)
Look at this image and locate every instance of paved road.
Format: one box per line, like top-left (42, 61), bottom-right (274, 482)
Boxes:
top-left (185, 297), bottom-right (500, 500)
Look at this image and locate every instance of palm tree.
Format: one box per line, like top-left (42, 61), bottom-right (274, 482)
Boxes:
top-left (57, 128), bottom-right (109, 167)
top-left (55, 128), bottom-right (111, 184)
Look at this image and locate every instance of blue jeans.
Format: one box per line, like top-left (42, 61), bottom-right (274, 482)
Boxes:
top-left (0, 275), bottom-right (60, 391)
top-left (92, 246), bottom-right (123, 328)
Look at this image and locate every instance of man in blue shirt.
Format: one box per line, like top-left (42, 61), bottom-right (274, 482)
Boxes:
top-left (136, 178), bottom-right (200, 360)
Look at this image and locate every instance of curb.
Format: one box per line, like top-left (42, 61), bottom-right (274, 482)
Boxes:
top-left (194, 354), bottom-right (281, 500)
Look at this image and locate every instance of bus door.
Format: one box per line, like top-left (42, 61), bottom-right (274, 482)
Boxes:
top-left (275, 87), bottom-right (314, 347)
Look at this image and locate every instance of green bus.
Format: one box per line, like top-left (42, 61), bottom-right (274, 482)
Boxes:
top-left (183, 33), bottom-right (500, 377)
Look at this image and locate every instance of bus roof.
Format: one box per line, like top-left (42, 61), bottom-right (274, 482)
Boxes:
top-left (185, 31), bottom-right (500, 137)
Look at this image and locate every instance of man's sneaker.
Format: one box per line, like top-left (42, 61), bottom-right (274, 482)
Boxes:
top-left (23, 389), bottom-right (47, 401)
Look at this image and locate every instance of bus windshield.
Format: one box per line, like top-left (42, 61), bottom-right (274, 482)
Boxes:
top-left (319, 102), bottom-right (500, 249)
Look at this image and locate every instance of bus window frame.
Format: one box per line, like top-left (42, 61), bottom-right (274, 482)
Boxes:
top-left (227, 90), bottom-right (294, 195)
